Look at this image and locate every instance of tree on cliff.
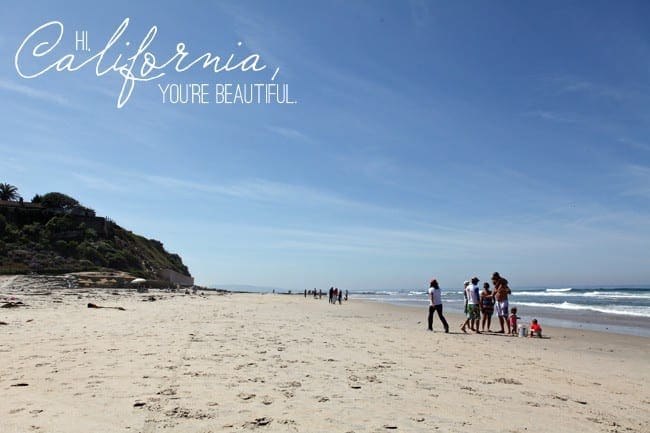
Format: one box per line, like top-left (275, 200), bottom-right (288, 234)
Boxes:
top-left (41, 192), bottom-right (79, 210)
top-left (0, 183), bottom-right (21, 201)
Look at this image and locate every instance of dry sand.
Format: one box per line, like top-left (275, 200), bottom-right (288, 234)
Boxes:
top-left (1, 278), bottom-right (649, 433)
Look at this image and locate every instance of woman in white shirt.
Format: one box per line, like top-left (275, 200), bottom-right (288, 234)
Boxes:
top-left (427, 279), bottom-right (449, 333)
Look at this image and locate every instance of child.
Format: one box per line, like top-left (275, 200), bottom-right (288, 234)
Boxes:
top-left (529, 318), bottom-right (542, 338)
top-left (508, 307), bottom-right (520, 336)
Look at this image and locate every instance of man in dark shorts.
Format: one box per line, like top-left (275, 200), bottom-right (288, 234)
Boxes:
top-left (480, 282), bottom-right (494, 332)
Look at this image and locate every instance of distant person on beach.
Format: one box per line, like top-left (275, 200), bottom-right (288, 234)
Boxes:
top-left (529, 319), bottom-right (542, 338)
top-left (329, 287), bottom-right (334, 304)
top-left (304, 289), bottom-right (307, 298)
top-left (461, 277), bottom-right (481, 333)
top-left (480, 282), bottom-right (494, 332)
top-left (319, 289), bottom-right (322, 299)
top-left (338, 289), bottom-right (342, 305)
top-left (313, 288), bottom-right (318, 299)
top-left (344, 289), bottom-right (348, 301)
top-left (427, 279), bottom-right (449, 333)
top-left (492, 272), bottom-right (512, 334)
top-left (509, 307), bottom-right (520, 336)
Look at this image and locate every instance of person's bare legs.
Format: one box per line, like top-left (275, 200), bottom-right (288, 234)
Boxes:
top-left (460, 318), bottom-right (469, 333)
top-left (497, 316), bottom-right (505, 333)
top-left (486, 314), bottom-right (492, 331)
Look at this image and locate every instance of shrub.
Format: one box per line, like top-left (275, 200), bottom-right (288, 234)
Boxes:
top-left (45, 216), bottom-right (75, 233)
top-left (54, 240), bottom-right (74, 255)
top-left (23, 222), bottom-right (43, 240)
top-left (107, 252), bottom-right (128, 268)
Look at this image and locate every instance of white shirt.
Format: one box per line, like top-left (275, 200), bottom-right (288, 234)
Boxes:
top-left (466, 284), bottom-right (480, 304)
top-left (429, 286), bottom-right (442, 306)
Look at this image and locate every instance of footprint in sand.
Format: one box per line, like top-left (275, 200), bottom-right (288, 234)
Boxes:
top-left (242, 417), bottom-right (272, 428)
top-left (494, 377), bottom-right (522, 385)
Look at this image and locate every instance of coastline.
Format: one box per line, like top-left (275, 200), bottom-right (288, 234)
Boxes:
top-left (2, 287), bottom-right (648, 432)
top-left (345, 291), bottom-right (650, 338)
top-left (349, 298), bottom-right (650, 345)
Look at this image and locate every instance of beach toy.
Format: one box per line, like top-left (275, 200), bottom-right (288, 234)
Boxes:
top-left (517, 324), bottom-right (528, 337)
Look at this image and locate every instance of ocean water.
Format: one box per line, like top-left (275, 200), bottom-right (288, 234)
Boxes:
top-left (348, 286), bottom-right (650, 337)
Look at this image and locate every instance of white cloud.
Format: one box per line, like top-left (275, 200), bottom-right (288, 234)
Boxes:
top-left (618, 138), bottom-right (650, 152)
top-left (268, 126), bottom-right (315, 144)
top-left (0, 78), bottom-right (71, 107)
top-left (523, 110), bottom-right (577, 124)
top-left (622, 164), bottom-right (650, 199)
top-left (141, 174), bottom-right (385, 212)
top-left (72, 174), bottom-right (127, 192)
top-left (542, 74), bottom-right (628, 101)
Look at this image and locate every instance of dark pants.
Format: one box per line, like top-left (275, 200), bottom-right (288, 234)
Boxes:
top-left (428, 304), bottom-right (449, 331)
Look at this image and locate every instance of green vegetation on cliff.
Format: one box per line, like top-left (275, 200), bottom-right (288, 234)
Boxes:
top-left (0, 187), bottom-right (190, 278)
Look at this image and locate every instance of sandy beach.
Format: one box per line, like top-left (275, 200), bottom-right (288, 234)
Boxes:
top-left (1, 277), bottom-right (649, 433)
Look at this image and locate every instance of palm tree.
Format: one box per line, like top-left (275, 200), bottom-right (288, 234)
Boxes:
top-left (0, 183), bottom-right (20, 201)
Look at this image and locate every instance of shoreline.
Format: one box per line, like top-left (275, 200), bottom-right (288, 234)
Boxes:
top-left (348, 296), bottom-right (650, 338)
top-left (347, 297), bottom-right (650, 344)
top-left (232, 289), bottom-right (650, 338)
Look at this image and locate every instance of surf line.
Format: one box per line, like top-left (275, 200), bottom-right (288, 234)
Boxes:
top-left (15, 18), bottom-right (272, 108)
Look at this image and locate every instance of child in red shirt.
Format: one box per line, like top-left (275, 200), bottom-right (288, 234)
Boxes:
top-left (529, 318), bottom-right (542, 338)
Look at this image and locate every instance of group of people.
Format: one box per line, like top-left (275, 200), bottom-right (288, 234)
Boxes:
top-left (304, 287), bottom-right (348, 305)
top-left (327, 287), bottom-right (348, 304)
top-left (427, 272), bottom-right (542, 338)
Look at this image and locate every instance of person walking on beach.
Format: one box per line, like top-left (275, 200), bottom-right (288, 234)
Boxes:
top-left (304, 289), bottom-right (307, 298)
top-left (344, 289), bottom-right (348, 301)
top-left (337, 288), bottom-right (342, 305)
top-left (460, 277), bottom-right (481, 333)
top-left (427, 279), bottom-right (449, 332)
top-left (328, 287), bottom-right (334, 304)
top-left (480, 282), bottom-right (495, 332)
top-left (492, 272), bottom-right (512, 334)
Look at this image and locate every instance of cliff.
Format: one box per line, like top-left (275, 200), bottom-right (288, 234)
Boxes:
top-left (0, 195), bottom-right (191, 280)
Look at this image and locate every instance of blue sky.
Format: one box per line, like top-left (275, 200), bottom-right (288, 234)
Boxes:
top-left (1, 1), bottom-right (649, 289)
